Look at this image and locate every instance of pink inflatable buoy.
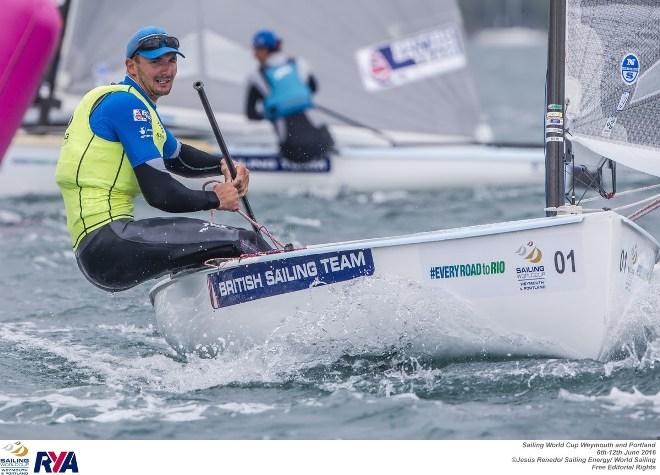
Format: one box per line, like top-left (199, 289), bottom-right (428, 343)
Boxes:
top-left (0, 0), bottom-right (61, 161)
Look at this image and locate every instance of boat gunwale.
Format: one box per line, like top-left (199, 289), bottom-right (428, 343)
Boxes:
top-left (148, 212), bottom-right (586, 303)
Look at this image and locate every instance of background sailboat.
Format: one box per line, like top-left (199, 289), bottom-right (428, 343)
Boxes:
top-left (56, 0), bottom-right (485, 143)
top-left (1, 0), bottom-right (545, 196)
top-left (149, 0), bottom-right (660, 361)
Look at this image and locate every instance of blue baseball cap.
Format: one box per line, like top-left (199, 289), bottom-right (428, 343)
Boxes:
top-left (126, 26), bottom-right (185, 59)
top-left (252, 29), bottom-right (280, 50)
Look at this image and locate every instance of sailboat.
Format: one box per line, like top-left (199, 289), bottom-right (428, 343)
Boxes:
top-left (0, 0), bottom-right (544, 197)
top-left (0, 0), bottom-right (60, 195)
top-left (150, 0), bottom-right (660, 361)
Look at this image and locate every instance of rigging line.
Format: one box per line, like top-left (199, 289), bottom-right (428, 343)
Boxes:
top-left (627, 195), bottom-right (660, 221)
top-left (236, 210), bottom-right (286, 251)
top-left (573, 175), bottom-right (597, 203)
top-left (580, 182), bottom-right (660, 203)
top-left (201, 179), bottom-right (286, 251)
top-left (611, 191), bottom-right (660, 212)
top-left (573, 166), bottom-right (601, 205)
top-left (547, 191), bottom-right (660, 216)
top-left (548, 192), bottom-right (660, 219)
top-left (564, 132), bottom-right (601, 205)
top-left (544, 206), bottom-right (605, 213)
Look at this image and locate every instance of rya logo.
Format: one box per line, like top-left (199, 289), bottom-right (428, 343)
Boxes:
top-left (33, 452), bottom-right (79, 473)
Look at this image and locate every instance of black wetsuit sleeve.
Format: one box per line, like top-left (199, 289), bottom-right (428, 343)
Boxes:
top-left (308, 75), bottom-right (318, 94)
top-left (164, 143), bottom-right (223, 178)
top-left (246, 84), bottom-right (265, 120)
top-left (134, 162), bottom-right (220, 212)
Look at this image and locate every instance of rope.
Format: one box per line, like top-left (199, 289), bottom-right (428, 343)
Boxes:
top-left (201, 179), bottom-right (289, 251)
top-left (611, 192), bottom-right (660, 213)
top-left (627, 195), bottom-right (660, 221)
top-left (573, 159), bottom-right (606, 204)
top-left (544, 205), bottom-right (604, 213)
top-left (580, 182), bottom-right (660, 203)
top-left (202, 179), bottom-right (222, 191)
top-left (567, 178), bottom-right (660, 221)
top-left (236, 210), bottom-right (286, 250)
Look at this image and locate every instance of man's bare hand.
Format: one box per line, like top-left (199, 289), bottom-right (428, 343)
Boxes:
top-left (221, 159), bottom-right (250, 197)
top-left (213, 182), bottom-right (239, 211)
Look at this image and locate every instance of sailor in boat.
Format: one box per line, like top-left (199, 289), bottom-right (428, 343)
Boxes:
top-left (55, 26), bottom-right (270, 292)
top-left (245, 29), bottom-right (335, 163)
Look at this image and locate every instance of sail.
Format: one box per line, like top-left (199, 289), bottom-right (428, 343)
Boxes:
top-left (56, 0), bottom-right (483, 143)
top-left (565, 0), bottom-right (660, 177)
top-left (0, 0), bottom-right (61, 160)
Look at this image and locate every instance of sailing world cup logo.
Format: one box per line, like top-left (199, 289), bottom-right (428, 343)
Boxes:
top-left (1, 441), bottom-right (30, 475)
top-left (516, 241), bottom-right (543, 263)
top-left (620, 53), bottom-right (640, 84)
top-left (515, 241), bottom-right (545, 291)
top-left (2, 441), bottom-right (28, 457)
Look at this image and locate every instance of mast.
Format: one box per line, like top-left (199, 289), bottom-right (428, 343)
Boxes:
top-left (544, 0), bottom-right (566, 216)
top-left (37, 0), bottom-right (72, 126)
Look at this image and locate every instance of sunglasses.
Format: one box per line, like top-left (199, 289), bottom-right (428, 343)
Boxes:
top-left (129, 34), bottom-right (180, 58)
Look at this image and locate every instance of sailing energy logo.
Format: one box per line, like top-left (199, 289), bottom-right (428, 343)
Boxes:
top-left (515, 241), bottom-right (546, 291)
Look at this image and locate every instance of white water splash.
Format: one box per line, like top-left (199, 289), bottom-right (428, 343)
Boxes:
top-left (0, 390), bottom-right (211, 424)
top-left (283, 216), bottom-right (322, 228)
top-left (248, 276), bottom-right (576, 362)
top-left (354, 190), bottom-right (411, 205)
top-left (601, 263), bottom-right (660, 364)
top-left (559, 387), bottom-right (660, 414)
top-left (0, 322), bottom-right (293, 424)
top-left (0, 210), bottom-right (22, 225)
top-left (216, 402), bottom-right (275, 414)
top-left (371, 190), bottom-right (409, 204)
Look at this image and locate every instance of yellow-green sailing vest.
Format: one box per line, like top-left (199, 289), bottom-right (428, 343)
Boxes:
top-left (56, 84), bottom-right (166, 248)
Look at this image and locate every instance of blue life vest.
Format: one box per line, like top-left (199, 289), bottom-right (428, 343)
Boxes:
top-left (261, 59), bottom-right (313, 120)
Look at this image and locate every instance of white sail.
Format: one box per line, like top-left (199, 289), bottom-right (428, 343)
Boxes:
top-left (56, 0), bottom-right (484, 141)
top-left (565, 0), bottom-right (660, 177)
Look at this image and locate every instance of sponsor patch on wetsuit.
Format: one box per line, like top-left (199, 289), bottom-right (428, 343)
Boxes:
top-left (133, 109), bottom-right (151, 121)
top-left (138, 126), bottom-right (153, 139)
top-left (207, 249), bottom-right (375, 308)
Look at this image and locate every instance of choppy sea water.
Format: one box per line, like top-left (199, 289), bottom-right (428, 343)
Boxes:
top-left (1, 185), bottom-right (660, 440)
top-left (1, 40), bottom-right (660, 440)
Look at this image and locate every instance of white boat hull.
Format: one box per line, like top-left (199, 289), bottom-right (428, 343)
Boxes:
top-left (0, 138), bottom-right (61, 197)
top-left (149, 211), bottom-right (659, 361)
top-left (221, 143), bottom-right (545, 193)
top-left (0, 136), bottom-right (543, 197)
